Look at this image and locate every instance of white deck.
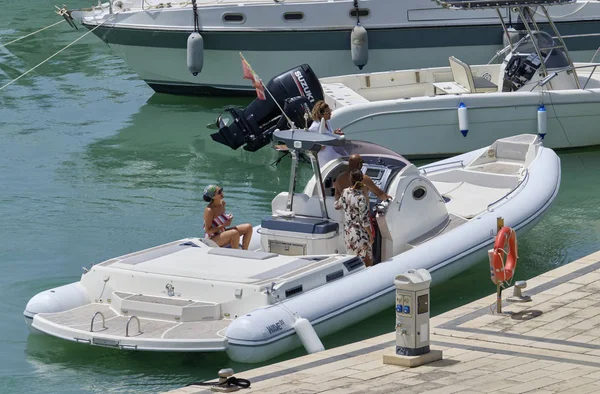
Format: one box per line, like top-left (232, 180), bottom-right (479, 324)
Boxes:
top-left (106, 241), bottom-right (342, 285)
top-left (34, 303), bottom-right (231, 351)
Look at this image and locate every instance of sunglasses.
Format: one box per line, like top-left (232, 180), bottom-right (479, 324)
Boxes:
top-left (217, 188), bottom-right (223, 195)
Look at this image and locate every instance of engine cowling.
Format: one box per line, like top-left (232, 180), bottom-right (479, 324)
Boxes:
top-left (210, 64), bottom-right (324, 152)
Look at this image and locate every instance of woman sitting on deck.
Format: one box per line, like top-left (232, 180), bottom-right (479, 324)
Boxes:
top-left (308, 101), bottom-right (344, 135)
top-left (203, 185), bottom-right (252, 249)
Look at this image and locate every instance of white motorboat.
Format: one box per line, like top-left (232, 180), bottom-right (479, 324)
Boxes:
top-left (211, 0), bottom-right (600, 158)
top-left (24, 130), bottom-right (560, 363)
top-left (59, 0), bottom-right (600, 95)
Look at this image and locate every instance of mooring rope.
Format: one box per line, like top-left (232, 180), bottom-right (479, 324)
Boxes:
top-left (0, 17), bottom-right (114, 92)
top-left (0, 20), bottom-right (66, 49)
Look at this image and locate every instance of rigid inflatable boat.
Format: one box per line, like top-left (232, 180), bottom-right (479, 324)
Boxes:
top-left (24, 131), bottom-right (560, 363)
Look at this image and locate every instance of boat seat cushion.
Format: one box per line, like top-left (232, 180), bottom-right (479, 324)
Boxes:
top-left (262, 216), bottom-right (339, 234)
top-left (472, 76), bottom-right (498, 91)
top-left (271, 192), bottom-right (343, 223)
top-left (449, 56), bottom-right (498, 93)
top-left (442, 182), bottom-right (512, 219)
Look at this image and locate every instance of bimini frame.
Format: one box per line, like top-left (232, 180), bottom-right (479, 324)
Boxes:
top-left (435, 0), bottom-right (580, 88)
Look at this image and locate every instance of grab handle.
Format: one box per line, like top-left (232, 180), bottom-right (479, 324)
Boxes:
top-left (90, 311), bottom-right (106, 332)
top-left (126, 316), bottom-right (143, 337)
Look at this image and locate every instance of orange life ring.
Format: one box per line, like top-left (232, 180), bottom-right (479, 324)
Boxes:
top-left (490, 226), bottom-right (518, 284)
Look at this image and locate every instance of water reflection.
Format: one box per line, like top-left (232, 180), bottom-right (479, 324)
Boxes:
top-left (7, 4), bottom-right (600, 389)
top-left (74, 94), bottom-right (313, 223)
top-left (24, 328), bottom-right (289, 394)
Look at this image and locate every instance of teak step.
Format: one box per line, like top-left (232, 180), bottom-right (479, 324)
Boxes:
top-left (112, 291), bottom-right (221, 322)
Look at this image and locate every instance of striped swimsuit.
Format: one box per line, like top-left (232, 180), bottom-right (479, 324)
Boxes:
top-left (204, 213), bottom-right (232, 238)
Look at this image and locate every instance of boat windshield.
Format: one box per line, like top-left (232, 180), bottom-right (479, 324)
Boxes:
top-left (513, 31), bottom-right (570, 68)
top-left (321, 140), bottom-right (411, 166)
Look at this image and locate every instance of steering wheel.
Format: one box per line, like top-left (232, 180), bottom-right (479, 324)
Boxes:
top-left (505, 56), bottom-right (522, 78)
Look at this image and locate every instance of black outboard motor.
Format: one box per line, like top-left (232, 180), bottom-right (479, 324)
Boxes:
top-left (210, 64), bottom-right (324, 152)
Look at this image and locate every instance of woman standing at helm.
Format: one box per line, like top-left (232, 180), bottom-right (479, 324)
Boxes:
top-left (334, 170), bottom-right (373, 267)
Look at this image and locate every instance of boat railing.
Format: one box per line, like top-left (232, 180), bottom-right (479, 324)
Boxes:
top-left (526, 63), bottom-right (600, 91)
top-left (343, 107), bottom-right (466, 130)
top-left (90, 311), bottom-right (107, 332)
top-left (488, 32), bottom-right (600, 65)
top-left (126, 315), bottom-right (143, 337)
top-left (420, 160), bottom-right (464, 175)
top-left (486, 168), bottom-right (530, 212)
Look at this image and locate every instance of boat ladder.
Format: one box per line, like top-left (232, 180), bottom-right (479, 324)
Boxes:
top-left (89, 311), bottom-right (143, 337)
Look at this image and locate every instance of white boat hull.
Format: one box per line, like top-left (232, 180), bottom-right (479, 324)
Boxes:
top-left (330, 90), bottom-right (600, 158)
top-left (73, 0), bottom-right (600, 95)
top-left (110, 44), bottom-right (503, 95)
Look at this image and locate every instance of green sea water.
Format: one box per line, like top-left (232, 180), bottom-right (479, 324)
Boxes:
top-left (1, 2), bottom-right (600, 392)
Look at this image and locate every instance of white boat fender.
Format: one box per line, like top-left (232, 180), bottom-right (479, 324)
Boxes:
top-left (351, 24), bottom-right (368, 70)
top-left (293, 314), bottom-right (325, 354)
top-left (187, 0), bottom-right (203, 76)
top-left (187, 32), bottom-right (204, 76)
top-left (458, 102), bottom-right (469, 137)
top-left (537, 104), bottom-right (547, 139)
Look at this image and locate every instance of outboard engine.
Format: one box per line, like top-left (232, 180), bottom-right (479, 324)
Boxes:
top-left (211, 64), bottom-right (324, 152)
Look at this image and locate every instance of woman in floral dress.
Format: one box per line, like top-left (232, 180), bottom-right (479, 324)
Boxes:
top-left (334, 169), bottom-right (374, 267)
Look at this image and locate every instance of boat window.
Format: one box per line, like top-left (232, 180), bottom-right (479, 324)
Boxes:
top-left (365, 168), bottom-right (382, 178)
top-left (544, 47), bottom-right (570, 69)
top-left (412, 186), bottom-right (427, 200)
top-left (513, 32), bottom-right (553, 57)
top-left (326, 270), bottom-right (344, 283)
top-left (344, 257), bottom-right (363, 272)
top-left (283, 12), bottom-right (304, 21)
top-left (223, 13), bottom-right (245, 23)
top-left (513, 31), bottom-right (569, 68)
top-left (285, 285), bottom-right (303, 298)
top-left (325, 140), bottom-right (410, 166)
top-left (350, 8), bottom-right (370, 18)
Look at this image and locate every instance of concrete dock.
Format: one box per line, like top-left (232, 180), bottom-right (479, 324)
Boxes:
top-left (167, 250), bottom-right (600, 394)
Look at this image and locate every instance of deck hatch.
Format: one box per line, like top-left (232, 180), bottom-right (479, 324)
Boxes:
top-left (117, 244), bottom-right (190, 265)
top-left (251, 258), bottom-right (315, 280)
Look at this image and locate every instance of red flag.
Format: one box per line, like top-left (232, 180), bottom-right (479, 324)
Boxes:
top-left (240, 53), bottom-right (266, 100)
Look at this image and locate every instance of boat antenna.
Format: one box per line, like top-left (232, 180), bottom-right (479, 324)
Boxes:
top-left (240, 52), bottom-right (295, 130)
